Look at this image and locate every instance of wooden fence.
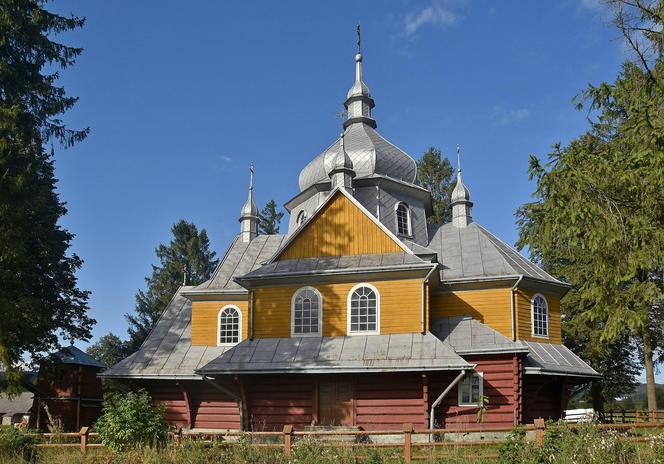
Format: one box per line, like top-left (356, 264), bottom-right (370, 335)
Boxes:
top-left (25, 418), bottom-right (664, 463)
top-left (564, 409), bottom-right (663, 424)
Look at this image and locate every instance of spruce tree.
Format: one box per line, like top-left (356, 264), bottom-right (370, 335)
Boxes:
top-left (86, 333), bottom-right (127, 368)
top-left (125, 220), bottom-right (218, 352)
top-left (416, 147), bottom-right (455, 224)
top-left (258, 199), bottom-right (284, 234)
top-left (0, 0), bottom-right (93, 394)
top-left (517, 0), bottom-right (664, 412)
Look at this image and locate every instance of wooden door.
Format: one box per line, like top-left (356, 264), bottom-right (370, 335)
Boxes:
top-left (318, 381), bottom-right (353, 426)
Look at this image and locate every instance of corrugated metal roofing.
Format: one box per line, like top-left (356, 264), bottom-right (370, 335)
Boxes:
top-left (427, 222), bottom-right (563, 284)
top-left (523, 341), bottom-right (600, 378)
top-left (198, 333), bottom-right (473, 374)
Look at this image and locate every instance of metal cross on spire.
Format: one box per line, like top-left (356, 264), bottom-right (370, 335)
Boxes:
top-left (249, 162), bottom-right (254, 190)
top-left (356, 22), bottom-right (361, 54)
top-left (456, 144), bottom-right (462, 174)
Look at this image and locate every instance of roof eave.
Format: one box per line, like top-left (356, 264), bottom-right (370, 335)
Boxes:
top-left (524, 367), bottom-right (601, 379)
top-left (197, 364), bottom-right (475, 375)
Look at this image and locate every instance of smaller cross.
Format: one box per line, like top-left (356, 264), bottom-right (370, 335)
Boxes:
top-left (249, 162), bottom-right (254, 190)
top-left (182, 264), bottom-right (188, 286)
top-left (356, 22), bottom-right (361, 54)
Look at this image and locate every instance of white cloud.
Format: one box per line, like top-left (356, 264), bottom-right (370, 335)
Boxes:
top-left (219, 155), bottom-right (233, 163)
top-left (491, 106), bottom-right (530, 126)
top-left (404, 3), bottom-right (457, 37)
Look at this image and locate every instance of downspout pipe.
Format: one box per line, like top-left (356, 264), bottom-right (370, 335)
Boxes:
top-left (510, 275), bottom-right (524, 341)
top-left (203, 376), bottom-right (244, 432)
top-left (249, 290), bottom-right (255, 340)
top-left (421, 264), bottom-right (438, 334)
top-left (429, 368), bottom-right (472, 431)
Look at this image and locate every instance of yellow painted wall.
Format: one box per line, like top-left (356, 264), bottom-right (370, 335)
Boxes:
top-left (253, 279), bottom-right (422, 338)
top-left (515, 289), bottom-right (562, 343)
top-left (191, 300), bottom-right (249, 346)
top-left (429, 288), bottom-right (513, 339)
top-left (277, 192), bottom-right (403, 260)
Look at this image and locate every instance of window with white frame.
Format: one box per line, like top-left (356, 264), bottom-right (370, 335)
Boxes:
top-left (458, 372), bottom-right (483, 406)
top-left (348, 284), bottom-right (379, 334)
top-left (218, 306), bottom-right (241, 346)
top-left (531, 294), bottom-right (549, 337)
top-left (395, 202), bottom-right (411, 236)
top-left (292, 287), bottom-right (322, 336)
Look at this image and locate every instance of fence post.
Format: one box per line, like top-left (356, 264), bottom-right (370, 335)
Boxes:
top-left (403, 423), bottom-right (413, 464)
top-left (534, 418), bottom-right (545, 447)
top-left (608, 409), bottom-right (613, 423)
top-left (635, 410), bottom-right (641, 423)
top-left (283, 425), bottom-right (293, 462)
top-left (79, 427), bottom-right (89, 454)
top-left (621, 410), bottom-right (626, 424)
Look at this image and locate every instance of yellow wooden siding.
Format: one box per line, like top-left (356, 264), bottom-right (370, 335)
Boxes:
top-left (253, 279), bottom-right (422, 338)
top-left (278, 192), bottom-right (403, 260)
top-left (429, 288), bottom-right (513, 339)
top-left (515, 289), bottom-right (562, 343)
top-left (191, 300), bottom-right (249, 346)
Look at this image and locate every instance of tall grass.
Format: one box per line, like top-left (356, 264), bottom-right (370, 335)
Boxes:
top-left (1, 424), bottom-right (663, 464)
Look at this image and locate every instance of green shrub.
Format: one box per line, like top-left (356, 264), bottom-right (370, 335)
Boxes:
top-left (0, 426), bottom-right (34, 460)
top-left (95, 389), bottom-right (169, 452)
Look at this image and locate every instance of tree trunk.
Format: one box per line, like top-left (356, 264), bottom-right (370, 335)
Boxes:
top-left (590, 380), bottom-right (605, 413)
top-left (642, 327), bottom-right (658, 416)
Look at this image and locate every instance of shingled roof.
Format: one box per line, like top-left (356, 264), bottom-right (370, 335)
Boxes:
top-left (430, 316), bottom-right (528, 355)
top-left (427, 222), bottom-right (565, 285)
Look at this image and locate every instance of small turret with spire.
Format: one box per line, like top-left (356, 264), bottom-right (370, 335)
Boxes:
top-left (451, 145), bottom-right (473, 228)
top-left (344, 23), bottom-right (376, 129)
top-left (239, 163), bottom-right (258, 242)
top-left (328, 130), bottom-right (356, 190)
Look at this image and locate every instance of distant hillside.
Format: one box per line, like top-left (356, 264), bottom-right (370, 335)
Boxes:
top-left (611, 383), bottom-right (664, 410)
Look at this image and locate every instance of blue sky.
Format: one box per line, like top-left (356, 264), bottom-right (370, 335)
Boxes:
top-left (47, 1), bottom-right (658, 381)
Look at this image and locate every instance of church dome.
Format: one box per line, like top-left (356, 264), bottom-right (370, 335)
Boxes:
top-left (298, 46), bottom-right (417, 191)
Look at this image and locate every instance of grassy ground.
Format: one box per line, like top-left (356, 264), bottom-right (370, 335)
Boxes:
top-left (1, 425), bottom-right (663, 463)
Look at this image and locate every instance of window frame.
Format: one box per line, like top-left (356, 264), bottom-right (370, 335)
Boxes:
top-left (217, 305), bottom-right (242, 347)
top-left (531, 293), bottom-right (549, 338)
top-left (296, 210), bottom-right (307, 227)
top-left (291, 286), bottom-right (323, 337)
top-left (394, 202), bottom-right (412, 237)
top-left (457, 372), bottom-right (484, 407)
top-left (346, 283), bottom-right (381, 336)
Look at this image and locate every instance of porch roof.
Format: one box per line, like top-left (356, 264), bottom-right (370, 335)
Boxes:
top-left (522, 341), bottom-right (601, 378)
top-left (198, 333), bottom-right (474, 375)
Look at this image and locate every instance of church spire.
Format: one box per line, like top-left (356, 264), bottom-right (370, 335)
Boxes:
top-left (328, 130), bottom-right (356, 190)
top-left (451, 144), bottom-right (473, 228)
top-left (344, 23), bottom-right (376, 129)
top-left (239, 163), bottom-right (258, 242)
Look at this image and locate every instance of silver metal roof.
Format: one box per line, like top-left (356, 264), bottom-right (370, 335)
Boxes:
top-left (198, 333), bottom-right (473, 375)
top-left (431, 316), bottom-right (529, 355)
top-left (523, 341), bottom-right (600, 378)
top-left (298, 122), bottom-right (417, 192)
top-left (427, 222), bottom-right (564, 285)
top-left (100, 288), bottom-right (231, 379)
top-left (193, 234), bottom-right (287, 292)
top-left (237, 252), bottom-right (430, 282)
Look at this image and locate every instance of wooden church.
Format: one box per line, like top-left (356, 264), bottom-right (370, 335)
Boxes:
top-left (102, 38), bottom-right (599, 431)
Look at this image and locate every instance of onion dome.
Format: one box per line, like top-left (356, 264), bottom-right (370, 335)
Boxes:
top-left (298, 35), bottom-right (417, 192)
top-left (328, 131), bottom-right (356, 189)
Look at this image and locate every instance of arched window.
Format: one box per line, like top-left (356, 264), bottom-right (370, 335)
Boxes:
top-left (531, 294), bottom-right (548, 337)
top-left (395, 202), bottom-right (411, 236)
top-left (296, 210), bottom-right (307, 227)
top-left (218, 305), bottom-right (241, 346)
top-left (347, 283), bottom-right (380, 335)
top-left (291, 287), bottom-right (322, 336)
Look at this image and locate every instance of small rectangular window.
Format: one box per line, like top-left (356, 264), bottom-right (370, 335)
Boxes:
top-left (458, 372), bottom-right (483, 406)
